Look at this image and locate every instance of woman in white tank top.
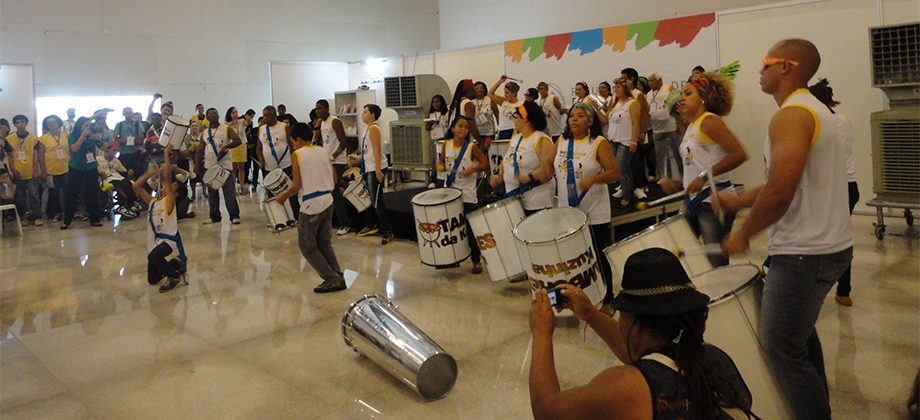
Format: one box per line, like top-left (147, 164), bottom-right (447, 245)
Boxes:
top-left (537, 81), bottom-right (564, 141)
top-left (473, 81), bottom-right (498, 144)
top-left (489, 101), bottom-right (556, 214)
top-left (661, 72), bottom-right (747, 267)
top-left (488, 76), bottom-right (523, 140)
top-left (438, 116), bottom-right (489, 274)
top-left (597, 79), bottom-right (640, 206)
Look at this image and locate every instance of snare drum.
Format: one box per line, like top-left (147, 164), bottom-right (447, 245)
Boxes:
top-left (604, 214), bottom-right (711, 294)
top-left (202, 166), bottom-right (229, 190)
top-left (158, 115), bottom-right (190, 149)
top-left (467, 196), bottom-right (527, 282)
top-left (263, 168), bottom-right (292, 197)
top-left (344, 180), bottom-right (371, 213)
top-left (411, 188), bottom-right (470, 267)
top-left (262, 198), bottom-right (296, 234)
top-left (693, 264), bottom-right (793, 419)
top-left (514, 208), bottom-right (606, 310)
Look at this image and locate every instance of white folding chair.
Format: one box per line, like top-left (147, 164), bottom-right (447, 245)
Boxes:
top-left (0, 203), bottom-right (23, 236)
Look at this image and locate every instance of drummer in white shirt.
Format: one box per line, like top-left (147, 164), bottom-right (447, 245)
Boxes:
top-left (256, 105), bottom-right (300, 215)
top-left (438, 116), bottom-right (489, 274)
top-left (195, 107), bottom-right (242, 225)
top-left (490, 101), bottom-right (556, 216)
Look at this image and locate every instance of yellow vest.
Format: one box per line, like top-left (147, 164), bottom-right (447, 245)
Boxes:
top-left (39, 132), bottom-right (71, 175)
top-left (7, 132), bottom-right (40, 179)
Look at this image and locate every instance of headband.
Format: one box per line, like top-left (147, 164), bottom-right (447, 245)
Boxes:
top-left (571, 102), bottom-right (595, 124)
top-left (517, 104), bottom-right (528, 121)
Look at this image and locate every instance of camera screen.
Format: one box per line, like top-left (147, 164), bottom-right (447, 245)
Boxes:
top-left (547, 290), bottom-right (558, 306)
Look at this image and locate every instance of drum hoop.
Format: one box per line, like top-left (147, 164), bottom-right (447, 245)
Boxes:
top-left (341, 294), bottom-right (388, 337)
top-left (166, 115), bottom-right (190, 127)
top-left (702, 265), bottom-right (764, 305)
top-left (411, 187), bottom-right (464, 207)
top-left (513, 208), bottom-right (588, 245)
top-left (345, 181), bottom-right (364, 194)
top-left (468, 196), bottom-right (519, 217)
top-left (601, 213), bottom-right (688, 255)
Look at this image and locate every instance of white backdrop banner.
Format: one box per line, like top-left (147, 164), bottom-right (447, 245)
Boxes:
top-left (503, 13), bottom-right (718, 106)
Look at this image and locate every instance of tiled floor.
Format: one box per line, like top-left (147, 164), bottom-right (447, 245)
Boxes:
top-left (1, 187), bottom-right (917, 419)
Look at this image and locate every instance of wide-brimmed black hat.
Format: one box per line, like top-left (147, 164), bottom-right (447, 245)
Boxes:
top-left (609, 248), bottom-right (710, 316)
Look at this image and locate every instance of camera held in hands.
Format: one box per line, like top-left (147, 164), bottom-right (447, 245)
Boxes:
top-left (546, 286), bottom-right (567, 307)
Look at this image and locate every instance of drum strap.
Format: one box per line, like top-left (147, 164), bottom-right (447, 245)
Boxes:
top-left (301, 190), bottom-right (331, 202)
top-left (264, 125), bottom-right (288, 167)
top-left (147, 200), bottom-right (186, 272)
top-left (445, 141), bottom-right (470, 188)
top-left (504, 133), bottom-right (541, 198)
top-left (565, 137), bottom-right (589, 207)
top-left (685, 181), bottom-right (732, 212)
top-left (207, 127), bottom-right (219, 158)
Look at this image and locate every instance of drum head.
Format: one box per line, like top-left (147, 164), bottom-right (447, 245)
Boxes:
top-left (264, 169), bottom-right (285, 186)
top-left (514, 207), bottom-right (587, 244)
top-left (693, 264), bottom-right (763, 303)
top-left (203, 166), bottom-right (219, 182)
top-left (345, 180), bottom-right (363, 194)
top-left (412, 188), bottom-right (462, 206)
top-left (167, 115), bottom-right (189, 126)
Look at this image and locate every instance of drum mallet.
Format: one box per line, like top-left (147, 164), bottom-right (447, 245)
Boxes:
top-left (636, 191), bottom-right (686, 210)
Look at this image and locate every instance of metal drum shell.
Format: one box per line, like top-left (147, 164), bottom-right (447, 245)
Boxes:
top-left (467, 196), bottom-right (527, 282)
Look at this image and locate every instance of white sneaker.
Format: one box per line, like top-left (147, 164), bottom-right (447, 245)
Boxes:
top-left (337, 226), bottom-right (350, 236)
top-left (612, 188), bottom-right (624, 198)
top-left (634, 188), bottom-right (647, 200)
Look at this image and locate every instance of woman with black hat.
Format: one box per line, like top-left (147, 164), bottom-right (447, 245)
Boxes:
top-left (529, 248), bottom-right (755, 420)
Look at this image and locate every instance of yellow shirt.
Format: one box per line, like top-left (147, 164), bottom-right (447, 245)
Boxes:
top-left (7, 132), bottom-right (40, 179)
top-left (39, 132), bottom-right (71, 176)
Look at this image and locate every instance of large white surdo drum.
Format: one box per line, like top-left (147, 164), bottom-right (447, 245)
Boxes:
top-left (262, 198), bottom-right (296, 233)
top-left (604, 214), bottom-right (712, 295)
top-left (467, 196), bottom-right (527, 282)
top-left (158, 115), bottom-right (190, 149)
top-left (263, 168), bottom-right (292, 197)
top-left (693, 264), bottom-right (793, 420)
top-left (411, 188), bottom-right (470, 267)
top-left (202, 166), bottom-right (229, 190)
top-left (344, 180), bottom-right (371, 213)
top-left (513, 208), bottom-right (606, 309)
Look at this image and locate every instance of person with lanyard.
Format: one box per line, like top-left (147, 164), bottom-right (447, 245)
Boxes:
top-left (596, 78), bottom-right (639, 207)
top-left (113, 107), bottom-right (146, 181)
top-left (529, 248), bottom-right (755, 420)
top-left (621, 68), bottom-right (652, 200)
top-left (7, 114), bottom-right (44, 226)
top-left (353, 104), bottom-right (394, 245)
top-left (659, 71), bottom-right (747, 268)
top-left (425, 94), bottom-right (450, 187)
top-left (134, 144), bottom-right (187, 293)
top-left (38, 115), bottom-right (70, 224)
top-left (572, 81), bottom-right (590, 106)
top-left (473, 81), bottom-right (499, 150)
top-left (275, 123), bottom-right (348, 293)
top-left (256, 105), bottom-right (299, 215)
top-left (195, 107), bottom-right (242, 225)
top-left (537, 81), bottom-right (564, 142)
top-left (61, 116), bottom-right (106, 229)
top-left (315, 99), bottom-right (354, 236)
top-left (647, 72), bottom-right (682, 182)
top-left (488, 76), bottom-right (524, 141)
top-left (489, 101), bottom-right (555, 216)
top-left (438, 116), bottom-right (489, 274)
top-left (553, 103), bottom-right (619, 307)
top-left (720, 40), bottom-right (852, 420)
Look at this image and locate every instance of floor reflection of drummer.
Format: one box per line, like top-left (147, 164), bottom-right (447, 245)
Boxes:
top-left (553, 103), bottom-right (620, 306)
top-left (438, 116), bottom-right (489, 274)
top-left (529, 248), bottom-right (755, 419)
top-left (661, 72), bottom-right (747, 268)
top-left (489, 101), bottom-right (555, 216)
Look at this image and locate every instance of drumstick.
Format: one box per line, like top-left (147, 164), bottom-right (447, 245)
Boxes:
top-left (671, 244), bottom-right (724, 257)
top-left (706, 165), bottom-right (725, 225)
top-left (636, 191), bottom-right (686, 210)
top-left (505, 76), bottom-right (524, 84)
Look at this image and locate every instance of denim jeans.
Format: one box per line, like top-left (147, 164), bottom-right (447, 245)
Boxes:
top-left (686, 202), bottom-right (736, 267)
top-left (298, 205), bottom-right (344, 284)
top-left (611, 142), bottom-right (633, 201)
top-left (836, 182), bottom-right (860, 297)
top-left (761, 247), bottom-right (853, 420)
top-left (64, 169), bottom-right (100, 225)
top-left (46, 173), bottom-right (68, 218)
top-left (207, 170), bottom-right (240, 222)
top-left (14, 178), bottom-right (42, 220)
top-left (364, 170), bottom-right (392, 234)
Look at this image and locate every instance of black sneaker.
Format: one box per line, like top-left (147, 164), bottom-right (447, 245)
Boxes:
top-left (381, 232), bottom-right (394, 245)
top-left (159, 277), bottom-right (183, 293)
top-left (357, 226), bottom-right (379, 237)
top-left (313, 281), bottom-right (347, 293)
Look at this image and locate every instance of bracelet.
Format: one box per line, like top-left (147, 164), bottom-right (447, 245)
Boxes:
top-left (583, 308), bottom-right (599, 342)
top-left (528, 173), bottom-right (537, 182)
top-left (698, 169), bottom-right (709, 179)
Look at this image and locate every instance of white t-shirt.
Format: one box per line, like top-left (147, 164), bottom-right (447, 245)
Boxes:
top-left (539, 94), bottom-right (563, 137)
top-left (361, 123), bottom-right (388, 173)
top-left (680, 112), bottom-right (735, 204)
top-left (295, 145), bottom-right (335, 215)
top-left (429, 111), bottom-right (449, 141)
top-left (502, 130), bottom-right (554, 210)
top-left (554, 135), bottom-right (611, 225)
top-left (648, 86), bottom-right (677, 134)
top-left (260, 122), bottom-right (292, 171)
top-left (497, 99), bottom-right (523, 132)
top-left (473, 97), bottom-right (496, 136)
top-left (607, 99), bottom-right (637, 146)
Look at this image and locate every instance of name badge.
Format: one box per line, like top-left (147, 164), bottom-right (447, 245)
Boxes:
top-left (127, 136), bottom-right (135, 146)
top-left (16, 150), bottom-right (26, 161)
top-left (86, 152), bottom-right (94, 164)
top-left (56, 148), bottom-right (65, 159)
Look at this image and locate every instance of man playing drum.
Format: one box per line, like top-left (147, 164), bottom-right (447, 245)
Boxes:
top-left (195, 107), bottom-right (242, 225)
top-left (257, 105), bottom-right (299, 214)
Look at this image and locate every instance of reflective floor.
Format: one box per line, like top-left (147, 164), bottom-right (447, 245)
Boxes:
top-left (1, 188), bottom-right (917, 419)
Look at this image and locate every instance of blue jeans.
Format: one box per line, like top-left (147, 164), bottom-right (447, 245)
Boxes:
top-left (761, 247), bottom-right (852, 420)
top-left (611, 142), bottom-right (633, 201)
top-left (364, 170), bottom-right (392, 234)
top-left (14, 178), bottom-right (42, 220)
top-left (686, 202), bottom-right (735, 267)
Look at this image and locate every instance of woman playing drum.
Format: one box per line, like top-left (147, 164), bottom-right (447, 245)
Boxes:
top-left (553, 102), bottom-right (619, 306)
top-left (490, 101), bottom-right (555, 215)
top-left (661, 72), bottom-right (747, 267)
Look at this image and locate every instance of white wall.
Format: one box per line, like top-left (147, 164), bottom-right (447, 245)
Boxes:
top-left (0, 65), bottom-right (37, 134)
top-left (270, 62), bottom-right (349, 121)
top-left (0, 0), bottom-right (440, 120)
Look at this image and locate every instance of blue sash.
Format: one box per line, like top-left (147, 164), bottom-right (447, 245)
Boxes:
top-left (565, 137), bottom-right (590, 207)
top-left (445, 141), bottom-right (470, 188)
top-left (504, 134), bottom-right (541, 198)
top-left (301, 190), bottom-right (332, 202)
top-left (207, 127), bottom-right (219, 158)
top-left (147, 201), bottom-right (186, 272)
top-left (265, 124), bottom-right (287, 167)
top-left (685, 181), bottom-right (733, 213)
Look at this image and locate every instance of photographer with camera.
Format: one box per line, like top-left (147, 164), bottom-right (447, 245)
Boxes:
top-left (529, 248), bottom-right (755, 420)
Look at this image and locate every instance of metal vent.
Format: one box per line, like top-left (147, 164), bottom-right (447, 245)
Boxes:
top-left (390, 124), bottom-right (428, 168)
top-left (384, 76), bottom-right (419, 108)
top-left (871, 23), bottom-right (920, 87)
top-left (879, 120), bottom-right (920, 194)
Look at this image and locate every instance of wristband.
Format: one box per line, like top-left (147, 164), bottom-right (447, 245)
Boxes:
top-left (583, 308), bottom-right (599, 342)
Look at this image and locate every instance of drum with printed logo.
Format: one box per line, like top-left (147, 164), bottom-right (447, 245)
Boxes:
top-left (411, 188), bottom-right (470, 267)
top-left (158, 115), bottom-right (190, 149)
top-left (262, 198), bottom-right (296, 234)
top-left (202, 166), bottom-right (229, 190)
top-left (467, 196), bottom-right (527, 282)
top-left (513, 207), bottom-right (605, 311)
top-left (263, 168), bottom-right (292, 197)
top-left (344, 180), bottom-right (371, 213)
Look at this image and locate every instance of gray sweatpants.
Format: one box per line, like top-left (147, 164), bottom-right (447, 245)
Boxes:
top-left (298, 205), bottom-right (345, 284)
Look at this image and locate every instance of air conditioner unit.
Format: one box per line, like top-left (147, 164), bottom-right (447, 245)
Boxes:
top-left (384, 75), bottom-right (451, 170)
top-left (869, 23), bottom-right (920, 204)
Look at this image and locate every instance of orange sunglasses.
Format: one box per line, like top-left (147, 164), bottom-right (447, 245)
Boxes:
top-left (762, 57), bottom-right (799, 70)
